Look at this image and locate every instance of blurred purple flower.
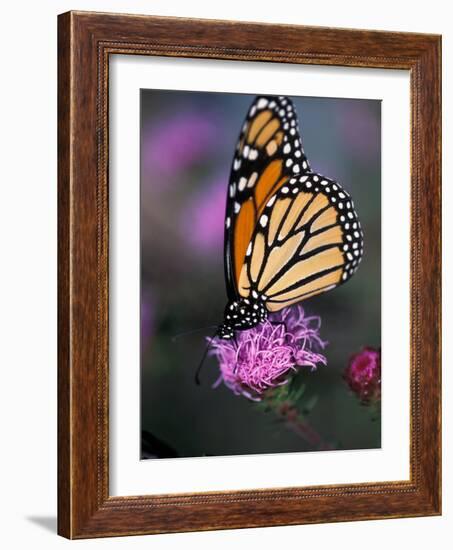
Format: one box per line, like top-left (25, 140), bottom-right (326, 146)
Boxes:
top-left (142, 111), bottom-right (219, 177)
top-left (183, 175), bottom-right (227, 253)
top-left (209, 306), bottom-right (327, 401)
top-left (343, 347), bottom-right (381, 404)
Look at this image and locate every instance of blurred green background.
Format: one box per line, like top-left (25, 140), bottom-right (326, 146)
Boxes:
top-left (140, 90), bottom-right (381, 459)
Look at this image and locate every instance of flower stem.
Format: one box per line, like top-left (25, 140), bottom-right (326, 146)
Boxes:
top-left (262, 391), bottom-right (334, 451)
top-left (280, 402), bottom-right (334, 450)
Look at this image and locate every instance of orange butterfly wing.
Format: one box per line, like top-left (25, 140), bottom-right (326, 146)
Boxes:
top-left (224, 96), bottom-right (310, 299)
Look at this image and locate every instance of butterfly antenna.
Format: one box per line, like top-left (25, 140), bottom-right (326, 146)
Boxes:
top-left (195, 327), bottom-right (219, 386)
top-left (171, 324), bottom-right (218, 343)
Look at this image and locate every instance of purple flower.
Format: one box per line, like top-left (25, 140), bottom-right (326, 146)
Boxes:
top-left (142, 112), bottom-right (219, 178)
top-left (182, 174), bottom-right (227, 253)
top-left (209, 306), bottom-right (327, 401)
top-left (343, 347), bottom-right (381, 404)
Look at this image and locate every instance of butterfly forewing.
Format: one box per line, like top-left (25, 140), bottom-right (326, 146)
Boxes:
top-left (224, 95), bottom-right (310, 298)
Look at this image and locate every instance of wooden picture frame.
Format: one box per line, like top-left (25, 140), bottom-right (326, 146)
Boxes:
top-left (58, 10), bottom-right (441, 539)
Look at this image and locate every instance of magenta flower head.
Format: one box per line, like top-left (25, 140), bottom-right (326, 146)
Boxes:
top-left (344, 347), bottom-right (381, 404)
top-left (209, 306), bottom-right (327, 401)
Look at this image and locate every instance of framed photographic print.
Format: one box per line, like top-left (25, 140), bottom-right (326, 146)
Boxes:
top-left (58, 11), bottom-right (441, 539)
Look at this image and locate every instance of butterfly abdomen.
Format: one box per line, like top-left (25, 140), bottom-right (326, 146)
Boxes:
top-left (219, 297), bottom-right (268, 339)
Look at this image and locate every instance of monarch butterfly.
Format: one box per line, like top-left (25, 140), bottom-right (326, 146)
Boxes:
top-left (216, 95), bottom-right (364, 340)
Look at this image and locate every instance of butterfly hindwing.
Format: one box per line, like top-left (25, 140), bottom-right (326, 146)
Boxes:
top-left (224, 95), bottom-right (311, 299)
top-left (237, 173), bottom-right (364, 311)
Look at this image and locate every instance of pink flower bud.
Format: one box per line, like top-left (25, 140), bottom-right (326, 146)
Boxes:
top-left (344, 347), bottom-right (381, 404)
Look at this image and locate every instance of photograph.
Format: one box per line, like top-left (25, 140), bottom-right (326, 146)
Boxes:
top-left (140, 90), bottom-right (382, 459)
top-left (0, 0), bottom-right (445, 545)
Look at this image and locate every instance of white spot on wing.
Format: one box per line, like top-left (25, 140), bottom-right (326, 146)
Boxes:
top-left (260, 214), bottom-right (268, 228)
top-left (238, 177), bottom-right (247, 191)
top-left (266, 195), bottom-right (277, 207)
top-left (249, 149), bottom-right (258, 161)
